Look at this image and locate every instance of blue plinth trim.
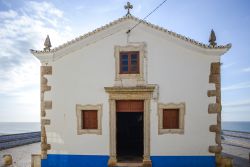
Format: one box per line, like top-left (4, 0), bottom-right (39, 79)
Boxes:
top-left (42, 154), bottom-right (215, 167)
top-left (41, 154), bottom-right (109, 167)
top-left (151, 156), bottom-right (216, 167)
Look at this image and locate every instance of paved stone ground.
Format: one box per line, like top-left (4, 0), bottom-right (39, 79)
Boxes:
top-left (222, 143), bottom-right (250, 167)
top-left (0, 142), bottom-right (249, 167)
top-left (0, 142), bottom-right (40, 167)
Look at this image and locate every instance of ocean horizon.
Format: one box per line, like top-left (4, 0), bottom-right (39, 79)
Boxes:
top-left (0, 122), bottom-right (40, 135)
top-left (222, 121), bottom-right (250, 133)
top-left (0, 121), bottom-right (250, 135)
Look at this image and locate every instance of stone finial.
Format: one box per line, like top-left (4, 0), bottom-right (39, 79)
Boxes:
top-left (124, 2), bottom-right (133, 16)
top-left (209, 29), bottom-right (217, 47)
top-left (44, 35), bottom-right (52, 51)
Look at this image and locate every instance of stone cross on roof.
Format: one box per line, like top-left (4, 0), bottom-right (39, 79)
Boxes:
top-left (124, 2), bottom-right (133, 16)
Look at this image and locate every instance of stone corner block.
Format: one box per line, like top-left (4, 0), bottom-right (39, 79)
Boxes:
top-left (210, 62), bottom-right (221, 74)
top-left (42, 101), bottom-right (52, 110)
top-left (207, 90), bottom-right (217, 97)
top-left (209, 124), bottom-right (221, 133)
top-left (208, 103), bottom-right (221, 114)
top-left (41, 119), bottom-right (50, 125)
top-left (41, 66), bottom-right (52, 76)
top-left (209, 74), bottom-right (220, 84)
top-left (41, 85), bottom-right (51, 92)
top-left (209, 145), bottom-right (222, 153)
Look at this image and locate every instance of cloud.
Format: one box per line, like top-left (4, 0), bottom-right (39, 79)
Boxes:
top-left (0, 10), bottom-right (17, 19)
top-left (222, 82), bottom-right (250, 91)
top-left (0, 59), bottom-right (40, 95)
top-left (222, 100), bottom-right (250, 119)
top-left (0, 1), bottom-right (73, 93)
top-left (25, 1), bottom-right (64, 27)
top-left (223, 100), bottom-right (250, 108)
top-left (242, 67), bottom-right (250, 72)
top-left (0, 1), bottom-right (73, 121)
top-left (221, 62), bottom-right (235, 69)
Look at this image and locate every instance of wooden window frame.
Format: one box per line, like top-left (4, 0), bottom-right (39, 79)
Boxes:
top-left (114, 44), bottom-right (146, 86)
top-left (119, 51), bottom-right (140, 74)
top-left (158, 103), bottom-right (185, 134)
top-left (76, 104), bottom-right (102, 135)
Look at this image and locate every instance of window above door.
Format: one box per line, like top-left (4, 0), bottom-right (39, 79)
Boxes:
top-left (114, 44), bottom-right (146, 86)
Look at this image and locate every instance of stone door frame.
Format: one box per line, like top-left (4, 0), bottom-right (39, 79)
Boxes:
top-left (105, 86), bottom-right (155, 166)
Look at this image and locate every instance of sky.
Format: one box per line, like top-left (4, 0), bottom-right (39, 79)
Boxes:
top-left (0, 0), bottom-right (249, 122)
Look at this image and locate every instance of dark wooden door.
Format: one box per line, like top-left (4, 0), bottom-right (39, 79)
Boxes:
top-left (116, 100), bottom-right (144, 160)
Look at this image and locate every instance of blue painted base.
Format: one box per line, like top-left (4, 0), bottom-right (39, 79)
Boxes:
top-left (151, 156), bottom-right (216, 167)
top-left (42, 154), bottom-right (109, 167)
top-left (42, 154), bottom-right (215, 167)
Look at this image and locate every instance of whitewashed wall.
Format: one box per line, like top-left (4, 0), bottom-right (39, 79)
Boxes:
top-left (43, 19), bottom-right (221, 156)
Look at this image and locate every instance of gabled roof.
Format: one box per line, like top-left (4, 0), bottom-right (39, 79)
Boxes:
top-left (30, 15), bottom-right (231, 54)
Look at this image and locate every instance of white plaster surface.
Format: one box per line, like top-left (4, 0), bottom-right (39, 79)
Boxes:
top-left (36, 18), bottom-right (227, 156)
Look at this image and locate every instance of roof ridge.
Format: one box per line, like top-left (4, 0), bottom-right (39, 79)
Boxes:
top-left (129, 15), bottom-right (231, 49)
top-left (31, 15), bottom-right (231, 54)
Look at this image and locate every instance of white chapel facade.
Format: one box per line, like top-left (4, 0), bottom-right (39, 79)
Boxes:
top-left (31, 3), bottom-right (231, 167)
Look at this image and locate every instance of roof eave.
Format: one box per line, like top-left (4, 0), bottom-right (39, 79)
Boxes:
top-left (203, 43), bottom-right (232, 56)
top-left (30, 49), bottom-right (54, 63)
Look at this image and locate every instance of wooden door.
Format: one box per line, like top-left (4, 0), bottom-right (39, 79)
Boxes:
top-left (116, 100), bottom-right (144, 112)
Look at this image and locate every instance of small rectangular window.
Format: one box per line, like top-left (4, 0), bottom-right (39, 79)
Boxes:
top-left (120, 52), bottom-right (139, 74)
top-left (82, 110), bottom-right (98, 129)
top-left (76, 104), bottom-right (102, 135)
top-left (163, 109), bottom-right (179, 129)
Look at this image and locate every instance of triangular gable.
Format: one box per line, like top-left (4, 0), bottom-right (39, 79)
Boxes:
top-left (31, 15), bottom-right (231, 54)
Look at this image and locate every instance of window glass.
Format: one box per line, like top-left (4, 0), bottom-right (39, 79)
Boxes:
top-left (121, 54), bottom-right (128, 65)
top-left (122, 66), bottom-right (128, 72)
top-left (131, 54), bottom-right (138, 63)
top-left (131, 65), bottom-right (137, 72)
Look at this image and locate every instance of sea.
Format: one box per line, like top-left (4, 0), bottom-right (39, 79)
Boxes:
top-left (0, 122), bottom-right (40, 136)
top-left (222, 121), bottom-right (250, 133)
top-left (0, 122), bottom-right (249, 135)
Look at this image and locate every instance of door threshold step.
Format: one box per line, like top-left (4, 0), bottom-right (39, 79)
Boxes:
top-left (116, 162), bottom-right (143, 167)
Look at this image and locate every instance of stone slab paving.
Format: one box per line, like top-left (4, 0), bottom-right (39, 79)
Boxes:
top-left (222, 143), bottom-right (250, 167)
top-left (0, 142), bottom-right (40, 167)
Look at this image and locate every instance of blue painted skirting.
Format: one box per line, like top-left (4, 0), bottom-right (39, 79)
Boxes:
top-left (42, 154), bottom-right (215, 167)
top-left (151, 156), bottom-right (215, 167)
top-left (42, 154), bottom-right (109, 167)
